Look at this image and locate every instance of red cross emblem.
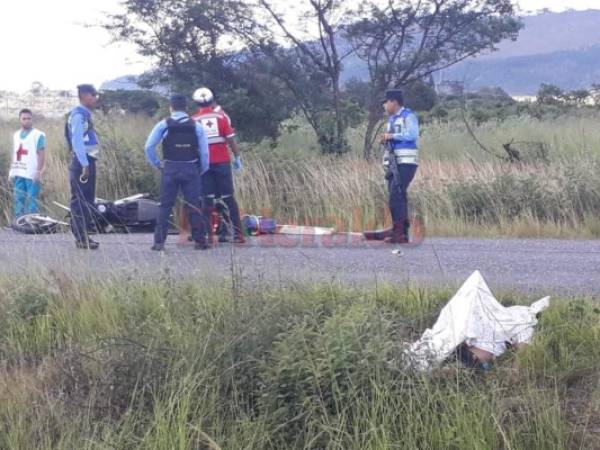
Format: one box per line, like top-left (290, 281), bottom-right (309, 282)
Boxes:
top-left (206, 120), bottom-right (214, 128)
top-left (16, 144), bottom-right (28, 161)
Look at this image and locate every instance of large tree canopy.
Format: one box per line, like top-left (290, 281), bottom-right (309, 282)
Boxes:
top-left (104, 0), bottom-right (294, 142)
top-left (105, 0), bottom-right (521, 155)
top-left (235, 0), bottom-right (363, 154)
top-left (344, 0), bottom-right (522, 158)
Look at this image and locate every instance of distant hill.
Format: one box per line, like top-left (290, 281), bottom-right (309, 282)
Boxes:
top-left (441, 9), bottom-right (600, 94)
top-left (100, 76), bottom-right (141, 91)
top-left (481, 9), bottom-right (600, 60)
top-left (444, 44), bottom-right (600, 94)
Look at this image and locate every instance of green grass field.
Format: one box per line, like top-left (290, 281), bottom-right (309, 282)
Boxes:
top-left (2, 111), bottom-right (600, 238)
top-left (0, 273), bottom-right (598, 449)
top-left (1, 112), bottom-right (599, 448)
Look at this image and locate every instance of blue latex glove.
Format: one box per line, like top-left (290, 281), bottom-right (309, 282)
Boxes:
top-left (232, 155), bottom-right (242, 171)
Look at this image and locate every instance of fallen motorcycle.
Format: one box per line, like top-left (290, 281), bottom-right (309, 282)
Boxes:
top-left (52, 193), bottom-right (173, 234)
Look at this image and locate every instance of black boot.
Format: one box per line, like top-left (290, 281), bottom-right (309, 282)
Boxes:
top-left (403, 219), bottom-right (411, 243)
top-left (194, 241), bottom-right (210, 250)
top-left (222, 196), bottom-right (244, 243)
top-left (384, 222), bottom-right (408, 244)
top-left (76, 239), bottom-right (100, 250)
top-left (216, 219), bottom-right (229, 243)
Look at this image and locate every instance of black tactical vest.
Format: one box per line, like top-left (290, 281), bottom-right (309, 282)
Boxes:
top-left (162, 117), bottom-right (199, 162)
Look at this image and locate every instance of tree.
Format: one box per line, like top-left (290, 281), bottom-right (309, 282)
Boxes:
top-left (238, 0), bottom-right (359, 154)
top-left (106, 0), bottom-right (520, 153)
top-left (344, 0), bottom-right (522, 159)
top-left (403, 77), bottom-right (438, 112)
top-left (564, 89), bottom-right (590, 107)
top-left (536, 83), bottom-right (564, 105)
top-left (346, 77), bottom-right (437, 112)
top-left (98, 90), bottom-right (164, 116)
top-left (591, 83), bottom-right (600, 107)
top-left (104, 0), bottom-right (294, 141)
top-left (476, 86), bottom-right (513, 101)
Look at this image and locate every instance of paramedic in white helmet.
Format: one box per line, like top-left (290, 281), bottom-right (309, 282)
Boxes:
top-left (192, 87), bottom-right (245, 244)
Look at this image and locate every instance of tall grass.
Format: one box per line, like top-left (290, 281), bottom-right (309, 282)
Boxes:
top-left (2, 112), bottom-right (600, 237)
top-left (0, 274), bottom-right (597, 449)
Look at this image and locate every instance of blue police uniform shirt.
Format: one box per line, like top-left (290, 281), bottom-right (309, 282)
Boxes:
top-left (69, 105), bottom-right (99, 167)
top-left (387, 108), bottom-right (419, 165)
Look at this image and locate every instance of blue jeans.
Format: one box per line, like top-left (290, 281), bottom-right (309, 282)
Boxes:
top-left (154, 161), bottom-right (205, 245)
top-left (13, 176), bottom-right (41, 217)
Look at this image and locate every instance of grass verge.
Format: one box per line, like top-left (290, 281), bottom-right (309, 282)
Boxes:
top-left (0, 274), bottom-right (597, 449)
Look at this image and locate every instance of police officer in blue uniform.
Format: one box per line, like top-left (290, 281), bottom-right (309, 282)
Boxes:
top-left (144, 94), bottom-right (210, 251)
top-left (66, 84), bottom-right (102, 250)
top-left (382, 89), bottom-right (419, 244)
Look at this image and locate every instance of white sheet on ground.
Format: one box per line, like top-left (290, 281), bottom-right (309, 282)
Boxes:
top-left (405, 271), bottom-right (550, 371)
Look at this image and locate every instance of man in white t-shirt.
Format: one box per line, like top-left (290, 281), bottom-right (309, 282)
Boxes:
top-left (8, 109), bottom-right (46, 217)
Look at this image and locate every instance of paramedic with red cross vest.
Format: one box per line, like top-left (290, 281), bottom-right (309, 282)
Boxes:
top-left (192, 87), bottom-right (245, 244)
top-left (9, 108), bottom-right (46, 218)
top-left (144, 94), bottom-right (210, 251)
top-left (381, 89), bottom-right (419, 244)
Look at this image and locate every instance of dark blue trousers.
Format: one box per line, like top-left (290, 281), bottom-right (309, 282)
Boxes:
top-left (69, 156), bottom-right (97, 243)
top-left (155, 162), bottom-right (205, 245)
top-left (388, 164), bottom-right (417, 228)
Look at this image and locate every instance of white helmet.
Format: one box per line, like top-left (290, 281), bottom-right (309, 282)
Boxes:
top-left (193, 87), bottom-right (214, 105)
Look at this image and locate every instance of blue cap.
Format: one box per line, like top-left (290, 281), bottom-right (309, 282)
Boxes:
top-left (382, 89), bottom-right (404, 104)
top-left (77, 84), bottom-right (98, 95)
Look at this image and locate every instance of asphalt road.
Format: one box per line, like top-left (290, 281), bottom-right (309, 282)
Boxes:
top-left (1, 231), bottom-right (599, 298)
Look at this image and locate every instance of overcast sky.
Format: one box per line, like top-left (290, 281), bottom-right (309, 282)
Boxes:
top-left (0, 0), bottom-right (599, 92)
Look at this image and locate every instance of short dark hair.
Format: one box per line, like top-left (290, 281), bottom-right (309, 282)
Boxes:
top-left (170, 94), bottom-right (188, 111)
top-left (19, 108), bottom-right (32, 117)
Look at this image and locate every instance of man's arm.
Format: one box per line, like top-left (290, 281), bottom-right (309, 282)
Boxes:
top-left (223, 114), bottom-right (239, 157)
top-left (227, 137), bottom-right (240, 158)
top-left (195, 123), bottom-right (209, 174)
top-left (36, 151), bottom-right (45, 181)
top-left (392, 113), bottom-right (419, 142)
top-left (223, 113), bottom-right (241, 168)
top-left (70, 113), bottom-right (89, 167)
top-left (144, 120), bottom-right (167, 168)
top-left (228, 137), bottom-right (243, 171)
top-left (34, 133), bottom-right (46, 181)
